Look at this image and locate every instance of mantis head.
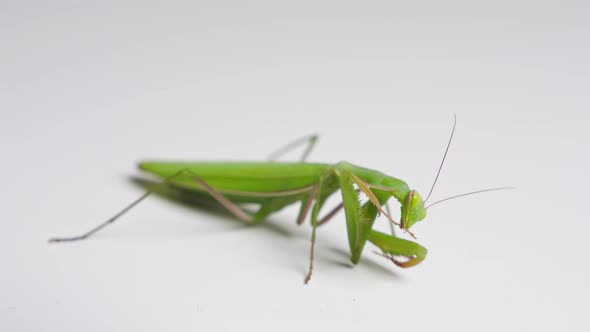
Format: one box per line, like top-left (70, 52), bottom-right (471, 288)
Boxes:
top-left (400, 190), bottom-right (427, 230)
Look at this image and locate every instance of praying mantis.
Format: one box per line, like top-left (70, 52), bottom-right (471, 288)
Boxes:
top-left (50, 116), bottom-right (509, 283)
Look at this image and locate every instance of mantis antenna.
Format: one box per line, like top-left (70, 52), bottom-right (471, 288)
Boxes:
top-left (425, 114), bottom-right (457, 202)
top-left (425, 187), bottom-right (515, 209)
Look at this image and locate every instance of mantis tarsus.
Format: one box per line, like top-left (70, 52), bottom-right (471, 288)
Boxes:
top-left (50, 117), bottom-right (510, 284)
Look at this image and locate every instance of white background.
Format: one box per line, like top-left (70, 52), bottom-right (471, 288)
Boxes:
top-left (2, 1), bottom-right (589, 331)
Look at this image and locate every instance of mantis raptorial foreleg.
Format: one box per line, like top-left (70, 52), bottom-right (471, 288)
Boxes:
top-left (267, 134), bottom-right (318, 162)
top-left (368, 230), bottom-right (427, 268)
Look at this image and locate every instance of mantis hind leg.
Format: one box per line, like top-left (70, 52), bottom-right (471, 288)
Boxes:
top-left (48, 169), bottom-right (260, 243)
top-left (267, 134), bottom-right (318, 162)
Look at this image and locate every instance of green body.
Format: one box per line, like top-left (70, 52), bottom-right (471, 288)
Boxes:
top-left (139, 161), bottom-right (428, 266)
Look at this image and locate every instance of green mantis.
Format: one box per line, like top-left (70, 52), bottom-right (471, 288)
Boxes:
top-left (50, 117), bottom-right (509, 283)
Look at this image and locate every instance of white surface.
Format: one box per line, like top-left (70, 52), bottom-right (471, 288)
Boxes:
top-left (2, 1), bottom-right (589, 331)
